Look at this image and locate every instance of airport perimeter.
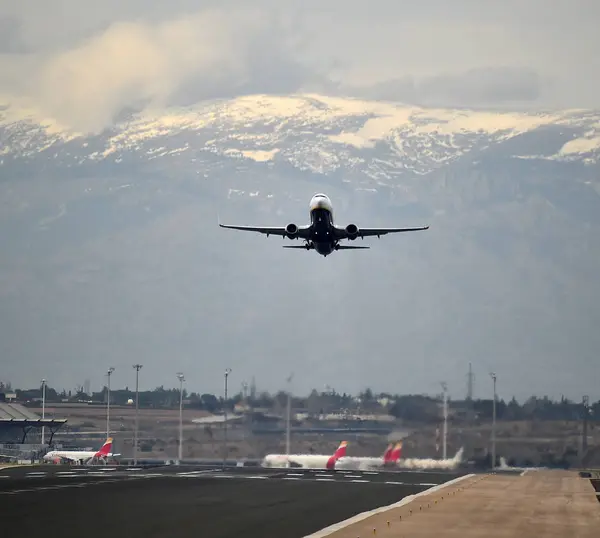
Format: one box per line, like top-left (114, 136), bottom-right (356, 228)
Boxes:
top-left (1, 465), bottom-right (598, 538)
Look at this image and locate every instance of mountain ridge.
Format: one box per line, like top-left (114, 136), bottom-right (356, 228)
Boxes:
top-left (1, 93), bottom-right (600, 397)
top-left (1, 93), bottom-right (599, 183)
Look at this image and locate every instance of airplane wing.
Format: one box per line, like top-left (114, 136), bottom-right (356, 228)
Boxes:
top-left (335, 225), bottom-right (429, 239)
top-left (219, 224), bottom-right (311, 239)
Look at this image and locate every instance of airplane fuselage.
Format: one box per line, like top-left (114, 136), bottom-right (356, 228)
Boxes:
top-left (310, 209), bottom-right (336, 256)
top-left (261, 454), bottom-right (337, 469)
top-left (308, 194), bottom-right (337, 257)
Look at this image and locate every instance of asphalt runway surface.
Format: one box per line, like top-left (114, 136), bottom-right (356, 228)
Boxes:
top-left (0, 465), bottom-right (465, 538)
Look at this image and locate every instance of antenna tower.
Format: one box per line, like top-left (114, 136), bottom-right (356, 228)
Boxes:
top-left (467, 362), bottom-right (474, 401)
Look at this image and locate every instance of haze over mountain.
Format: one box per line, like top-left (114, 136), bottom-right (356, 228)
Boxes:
top-left (1, 1), bottom-right (599, 401)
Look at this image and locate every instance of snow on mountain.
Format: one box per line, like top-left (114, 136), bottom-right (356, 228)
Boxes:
top-left (1, 94), bottom-right (599, 185)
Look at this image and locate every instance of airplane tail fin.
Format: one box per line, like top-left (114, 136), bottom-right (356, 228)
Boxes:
top-left (384, 442), bottom-right (402, 464)
top-left (390, 442), bottom-right (402, 462)
top-left (94, 437), bottom-right (113, 458)
top-left (326, 441), bottom-right (348, 470)
top-left (451, 447), bottom-right (464, 465)
top-left (333, 441), bottom-right (348, 459)
top-left (382, 444), bottom-right (393, 461)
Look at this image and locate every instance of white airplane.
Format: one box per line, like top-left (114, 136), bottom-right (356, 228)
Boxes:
top-left (336, 442), bottom-right (403, 470)
top-left (397, 447), bottom-right (465, 470)
top-left (219, 193), bottom-right (429, 257)
top-left (497, 457), bottom-right (545, 473)
top-left (43, 437), bottom-right (119, 465)
top-left (261, 441), bottom-right (348, 469)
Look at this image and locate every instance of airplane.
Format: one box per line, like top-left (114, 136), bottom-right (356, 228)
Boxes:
top-left (261, 441), bottom-right (348, 469)
top-left (219, 193), bottom-right (429, 257)
top-left (43, 437), bottom-right (119, 465)
top-left (336, 442), bottom-right (403, 470)
top-left (398, 447), bottom-right (465, 470)
top-left (497, 457), bottom-right (545, 473)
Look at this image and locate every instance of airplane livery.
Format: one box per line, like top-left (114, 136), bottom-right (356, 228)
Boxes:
top-left (43, 437), bottom-right (118, 465)
top-left (219, 193), bottom-right (429, 257)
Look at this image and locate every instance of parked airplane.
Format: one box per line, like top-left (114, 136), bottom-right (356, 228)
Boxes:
top-left (219, 193), bottom-right (429, 257)
top-left (261, 441), bottom-right (348, 469)
top-left (398, 447), bottom-right (465, 470)
top-left (497, 457), bottom-right (545, 473)
top-left (43, 437), bottom-right (119, 465)
top-left (336, 442), bottom-right (403, 470)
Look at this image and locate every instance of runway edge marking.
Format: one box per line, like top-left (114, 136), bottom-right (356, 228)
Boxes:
top-left (302, 473), bottom-right (475, 538)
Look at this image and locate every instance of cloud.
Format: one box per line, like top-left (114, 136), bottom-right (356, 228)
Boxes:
top-left (1, 0), bottom-right (600, 131)
top-left (0, 17), bottom-right (28, 53)
top-left (354, 67), bottom-right (543, 108)
top-left (21, 9), bottom-right (320, 133)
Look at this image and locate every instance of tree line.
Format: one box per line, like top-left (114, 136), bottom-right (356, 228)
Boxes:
top-left (1, 381), bottom-right (597, 423)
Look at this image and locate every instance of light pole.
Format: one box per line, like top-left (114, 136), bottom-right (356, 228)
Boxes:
top-left (490, 372), bottom-right (497, 470)
top-left (223, 368), bottom-right (231, 469)
top-left (41, 379), bottom-right (47, 445)
top-left (440, 382), bottom-right (448, 460)
top-left (286, 373), bottom-right (294, 464)
top-left (106, 367), bottom-right (115, 441)
top-left (177, 372), bottom-right (185, 463)
top-left (132, 364), bottom-right (143, 465)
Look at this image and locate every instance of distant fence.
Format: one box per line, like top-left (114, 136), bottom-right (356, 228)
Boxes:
top-left (0, 443), bottom-right (46, 460)
top-left (250, 427), bottom-right (393, 435)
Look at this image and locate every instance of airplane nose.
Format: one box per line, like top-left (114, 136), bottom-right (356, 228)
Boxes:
top-left (311, 197), bottom-right (329, 210)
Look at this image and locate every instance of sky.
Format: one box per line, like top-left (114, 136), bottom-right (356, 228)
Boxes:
top-left (1, 1), bottom-right (599, 403)
top-left (1, 1), bottom-right (600, 133)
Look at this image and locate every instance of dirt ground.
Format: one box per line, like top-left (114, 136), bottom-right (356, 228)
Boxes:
top-left (322, 470), bottom-right (600, 538)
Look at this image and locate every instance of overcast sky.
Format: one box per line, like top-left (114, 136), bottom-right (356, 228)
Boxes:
top-left (1, 2), bottom-right (600, 402)
top-left (1, 1), bottom-right (599, 132)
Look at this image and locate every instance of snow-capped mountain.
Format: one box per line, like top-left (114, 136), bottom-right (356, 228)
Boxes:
top-left (2, 94), bottom-right (600, 399)
top-left (2, 93), bottom-right (599, 187)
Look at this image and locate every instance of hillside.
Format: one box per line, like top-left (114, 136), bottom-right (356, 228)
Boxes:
top-left (0, 94), bottom-right (599, 398)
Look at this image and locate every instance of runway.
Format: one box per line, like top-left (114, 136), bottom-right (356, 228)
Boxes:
top-left (0, 464), bottom-right (467, 489)
top-left (0, 465), bottom-right (463, 538)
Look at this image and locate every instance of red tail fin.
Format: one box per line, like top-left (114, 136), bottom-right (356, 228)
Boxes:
top-left (326, 441), bottom-right (348, 470)
top-left (94, 438), bottom-right (113, 458)
top-left (333, 441), bottom-right (348, 459)
top-left (388, 442), bottom-right (402, 462)
top-left (382, 444), bottom-right (393, 461)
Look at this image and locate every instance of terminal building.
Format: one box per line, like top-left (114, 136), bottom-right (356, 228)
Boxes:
top-left (0, 399), bottom-right (67, 463)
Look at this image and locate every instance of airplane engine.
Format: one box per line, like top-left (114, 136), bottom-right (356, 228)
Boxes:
top-left (345, 223), bottom-right (359, 240)
top-left (285, 223), bottom-right (299, 239)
